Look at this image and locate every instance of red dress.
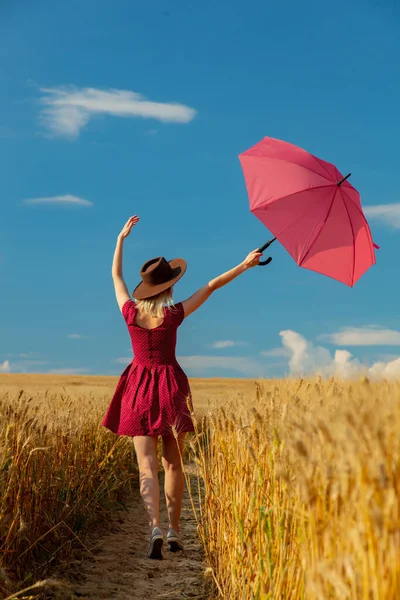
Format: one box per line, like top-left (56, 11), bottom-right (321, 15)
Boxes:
top-left (101, 300), bottom-right (195, 437)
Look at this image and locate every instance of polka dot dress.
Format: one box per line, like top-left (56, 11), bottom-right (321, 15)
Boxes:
top-left (101, 300), bottom-right (195, 437)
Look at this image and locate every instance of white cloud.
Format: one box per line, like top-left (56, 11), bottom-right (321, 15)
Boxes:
top-left (364, 203), bottom-right (400, 229)
top-left (0, 360), bottom-right (10, 373)
top-left (321, 327), bottom-right (400, 346)
top-left (23, 195), bottom-right (93, 207)
top-left (280, 330), bottom-right (334, 376)
top-left (280, 330), bottom-right (400, 380)
top-left (368, 358), bottom-right (400, 380)
top-left (0, 357), bottom-right (50, 373)
top-left (331, 349), bottom-right (362, 379)
top-left (209, 340), bottom-right (249, 349)
top-left (67, 334), bottom-right (88, 339)
top-left (39, 86), bottom-right (197, 139)
top-left (0, 354), bottom-right (89, 374)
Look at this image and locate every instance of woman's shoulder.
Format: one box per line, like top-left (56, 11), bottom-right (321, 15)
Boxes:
top-left (171, 301), bottom-right (183, 310)
top-left (168, 302), bottom-right (184, 325)
top-left (122, 299), bottom-right (136, 322)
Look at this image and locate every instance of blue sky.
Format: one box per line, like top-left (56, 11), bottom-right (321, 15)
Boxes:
top-left (1, 0), bottom-right (400, 379)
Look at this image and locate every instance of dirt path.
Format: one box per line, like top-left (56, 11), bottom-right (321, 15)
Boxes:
top-left (58, 464), bottom-right (209, 600)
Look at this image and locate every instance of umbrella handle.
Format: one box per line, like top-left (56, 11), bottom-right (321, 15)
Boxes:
top-left (259, 256), bottom-right (272, 266)
top-left (257, 237), bottom-right (277, 266)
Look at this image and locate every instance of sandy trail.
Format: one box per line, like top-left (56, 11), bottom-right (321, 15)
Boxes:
top-left (58, 464), bottom-right (209, 600)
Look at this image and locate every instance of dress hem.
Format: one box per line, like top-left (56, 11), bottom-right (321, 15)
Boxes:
top-left (102, 424), bottom-right (195, 437)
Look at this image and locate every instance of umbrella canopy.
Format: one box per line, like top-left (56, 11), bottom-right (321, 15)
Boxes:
top-left (239, 136), bottom-right (378, 287)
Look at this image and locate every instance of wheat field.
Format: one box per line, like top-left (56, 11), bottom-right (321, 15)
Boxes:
top-left (191, 377), bottom-right (400, 599)
top-left (0, 374), bottom-right (255, 598)
top-left (1, 374), bottom-right (400, 599)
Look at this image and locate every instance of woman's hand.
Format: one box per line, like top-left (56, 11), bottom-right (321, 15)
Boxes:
top-left (182, 248), bottom-right (264, 317)
top-left (242, 249), bottom-right (263, 269)
top-left (118, 215), bottom-right (140, 240)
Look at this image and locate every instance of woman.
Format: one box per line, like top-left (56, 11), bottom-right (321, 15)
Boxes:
top-left (102, 215), bottom-right (262, 560)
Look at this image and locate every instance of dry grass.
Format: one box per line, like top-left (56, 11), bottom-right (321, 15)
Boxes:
top-left (190, 377), bottom-right (400, 599)
top-left (2, 374), bottom-right (400, 599)
top-left (0, 374), bottom-right (255, 598)
top-left (0, 383), bottom-right (137, 597)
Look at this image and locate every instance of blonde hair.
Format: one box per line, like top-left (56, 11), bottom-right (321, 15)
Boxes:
top-left (134, 287), bottom-right (174, 318)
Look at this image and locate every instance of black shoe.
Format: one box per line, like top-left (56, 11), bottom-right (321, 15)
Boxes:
top-left (167, 528), bottom-right (184, 552)
top-left (147, 527), bottom-right (164, 559)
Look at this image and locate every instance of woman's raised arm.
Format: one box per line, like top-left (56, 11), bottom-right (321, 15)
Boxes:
top-left (181, 248), bottom-right (263, 318)
top-left (112, 215), bottom-right (140, 311)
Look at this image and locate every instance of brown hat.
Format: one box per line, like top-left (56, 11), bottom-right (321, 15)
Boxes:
top-left (133, 256), bottom-right (187, 300)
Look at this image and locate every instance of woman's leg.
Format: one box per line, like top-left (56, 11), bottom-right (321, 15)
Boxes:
top-left (133, 435), bottom-right (160, 530)
top-left (161, 432), bottom-right (186, 532)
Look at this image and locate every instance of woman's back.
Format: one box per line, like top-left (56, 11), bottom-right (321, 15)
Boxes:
top-left (122, 300), bottom-right (185, 368)
top-left (134, 309), bottom-right (164, 330)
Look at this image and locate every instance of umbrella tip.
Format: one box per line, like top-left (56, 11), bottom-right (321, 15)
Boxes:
top-left (337, 173), bottom-right (351, 186)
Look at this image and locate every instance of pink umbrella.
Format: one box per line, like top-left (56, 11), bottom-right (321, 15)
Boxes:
top-left (239, 136), bottom-right (379, 287)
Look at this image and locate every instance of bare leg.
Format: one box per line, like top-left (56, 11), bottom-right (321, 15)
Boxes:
top-left (161, 433), bottom-right (186, 532)
top-left (133, 436), bottom-right (160, 530)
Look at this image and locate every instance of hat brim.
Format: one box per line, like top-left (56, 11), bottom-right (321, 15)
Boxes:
top-left (132, 258), bottom-right (187, 300)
